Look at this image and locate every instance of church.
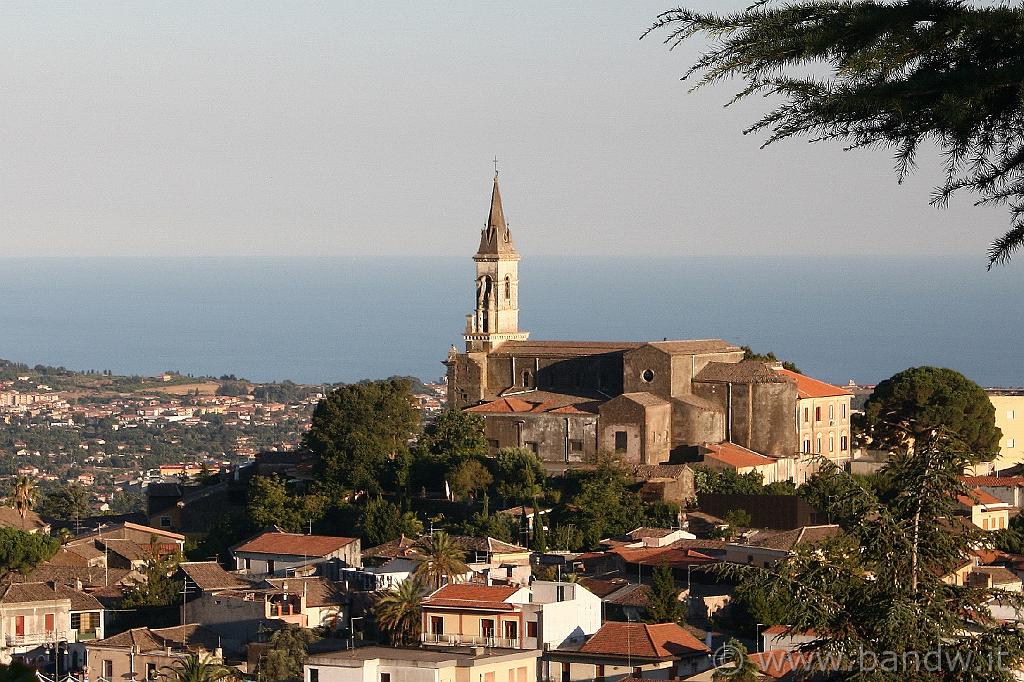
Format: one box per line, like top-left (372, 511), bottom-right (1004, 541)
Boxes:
top-left (445, 174), bottom-right (850, 473)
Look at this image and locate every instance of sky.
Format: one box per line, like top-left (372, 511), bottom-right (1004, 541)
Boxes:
top-left (0, 1), bottom-right (1007, 260)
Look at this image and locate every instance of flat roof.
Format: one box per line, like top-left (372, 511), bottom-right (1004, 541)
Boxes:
top-left (306, 645), bottom-right (540, 666)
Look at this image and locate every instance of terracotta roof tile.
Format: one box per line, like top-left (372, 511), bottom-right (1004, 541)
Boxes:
top-left (956, 488), bottom-right (1007, 508)
top-left (703, 442), bottom-right (777, 469)
top-left (745, 525), bottom-right (842, 551)
top-left (179, 562), bottom-right (254, 591)
top-left (774, 368), bottom-right (851, 399)
top-left (963, 476), bottom-right (1024, 488)
top-left (422, 584), bottom-right (522, 610)
top-left (577, 622), bottom-right (709, 658)
top-left (234, 532), bottom-right (357, 557)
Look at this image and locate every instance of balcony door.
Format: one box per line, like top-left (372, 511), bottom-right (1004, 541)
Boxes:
top-left (481, 619), bottom-right (495, 639)
top-left (430, 616), bottom-right (444, 635)
top-left (14, 616), bottom-right (24, 637)
top-left (503, 621), bottom-right (518, 642)
top-left (45, 613), bottom-right (54, 634)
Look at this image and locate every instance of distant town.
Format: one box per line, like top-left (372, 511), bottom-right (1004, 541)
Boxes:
top-left (0, 359), bottom-right (446, 518)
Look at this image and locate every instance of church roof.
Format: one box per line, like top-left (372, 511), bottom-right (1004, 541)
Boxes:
top-left (475, 174), bottom-right (519, 257)
top-left (645, 339), bottom-right (740, 355)
top-left (489, 340), bottom-right (644, 358)
top-left (466, 392), bottom-right (602, 414)
top-left (694, 360), bottom-right (788, 384)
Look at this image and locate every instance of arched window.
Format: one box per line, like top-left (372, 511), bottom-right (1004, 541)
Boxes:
top-left (504, 275), bottom-right (511, 299)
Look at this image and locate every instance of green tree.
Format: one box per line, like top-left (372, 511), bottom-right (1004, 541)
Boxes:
top-left (247, 475), bottom-right (326, 534)
top-left (493, 448), bottom-right (545, 503)
top-left (361, 497), bottom-right (423, 547)
top-left (645, 564), bottom-right (684, 624)
top-left (531, 510), bottom-right (547, 553)
top-left (0, 528), bottom-right (59, 574)
top-left (418, 410), bottom-right (487, 460)
top-left (36, 483), bottom-right (91, 521)
top-left (305, 379), bottom-right (420, 493)
top-left (121, 542), bottom-right (183, 609)
top-left (374, 578), bottom-right (426, 645)
top-left (740, 346), bottom-right (800, 374)
top-left (159, 654), bottom-right (233, 682)
top-left (723, 508), bottom-right (752, 531)
top-left (449, 459), bottom-right (493, 500)
top-left (644, 1), bottom-right (1024, 267)
top-left (413, 531), bottom-right (468, 589)
top-left (717, 429), bottom-right (1024, 679)
top-left (109, 490), bottom-right (145, 515)
top-left (0, 661), bottom-right (41, 682)
top-left (712, 638), bottom-right (760, 681)
top-left (563, 454), bottom-right (648, 549)
top-left (864, 366), bottom-right (1001, 460)
top-left (693, 467), bottom-right (765, 496)
top-left (258, 626), bottom-right (318, 682)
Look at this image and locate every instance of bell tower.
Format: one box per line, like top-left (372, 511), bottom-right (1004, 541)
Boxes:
top-left (464, 172), bottom-right (529, 352)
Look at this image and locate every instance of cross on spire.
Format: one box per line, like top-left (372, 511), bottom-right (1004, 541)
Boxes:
top-left (493, 156), bottom-right (499, 177)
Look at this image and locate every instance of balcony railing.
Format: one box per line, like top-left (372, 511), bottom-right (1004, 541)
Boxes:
top-left (75, 628), bottom-right (99, 641)
top-left (6, 630), bottom-right (71, 647)
top-left (421, 633), bottom-right (520, 649)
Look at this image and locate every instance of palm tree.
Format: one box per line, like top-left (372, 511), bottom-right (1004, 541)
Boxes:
top-left (10, 477), bottom-right (35, 530)
top-left (160, 655), bottom-right (234, 682)
top-left (413, 531), bottom-right (468, 589)
top-left (374, 578), bottom-right (426, 645)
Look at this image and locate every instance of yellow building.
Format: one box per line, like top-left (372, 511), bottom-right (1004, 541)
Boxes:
top-left (776, 369), bottom-right (853, 460)
top-left (989, 392), bottom-right (1024, 471)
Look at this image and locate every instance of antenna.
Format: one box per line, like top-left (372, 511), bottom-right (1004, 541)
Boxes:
top-left (493, 156), bottom-right (499, 176)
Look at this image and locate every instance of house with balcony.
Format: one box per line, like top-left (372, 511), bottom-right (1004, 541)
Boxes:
top-left (232, 531), bottom-right (360, 577)
top-left (421, 581), bottom-right (601, 651)
top-left (0, 581), bottom-right (104, 671)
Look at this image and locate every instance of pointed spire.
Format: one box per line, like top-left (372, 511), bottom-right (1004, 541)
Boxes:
top-left (476, 172), bottom-right (518, 257)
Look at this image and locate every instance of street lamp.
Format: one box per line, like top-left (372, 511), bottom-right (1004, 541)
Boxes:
top-left (755, 623), bottom-right (765, 654)
top-left (350, 615), bottom-right (364, 646)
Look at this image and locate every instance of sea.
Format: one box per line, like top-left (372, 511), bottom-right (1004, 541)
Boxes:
top-left (0, 256), bottom-right (1020, 388)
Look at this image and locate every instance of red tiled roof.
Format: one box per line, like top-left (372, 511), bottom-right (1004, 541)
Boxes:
top-left (234, 532), bottom-right (357, 557)
top-left (609, 545), bottom-right (716, 569)
top-left (956, 488), bottom-right (1007, 508)
top-left (775, 368), bottom-right (851, 399)
top-left (703, 442), bottom-right (777, 469)
top-left (578, 622), bottom-right (709, 659)
top-left (422, 584), bottom-right (520, 611)
top-left (962, 476), bottom-right (1024, 488)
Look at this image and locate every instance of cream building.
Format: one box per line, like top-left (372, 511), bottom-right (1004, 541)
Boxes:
top-left (776, 368), bottom-right (853, 460)
top-left (989, 392), bottom-right (1024, 471)
top-left (305, 646), bottom-right (541, 682)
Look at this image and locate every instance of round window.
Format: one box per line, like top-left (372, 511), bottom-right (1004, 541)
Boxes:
top-left (641, 369), bottom-right (655, 383)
